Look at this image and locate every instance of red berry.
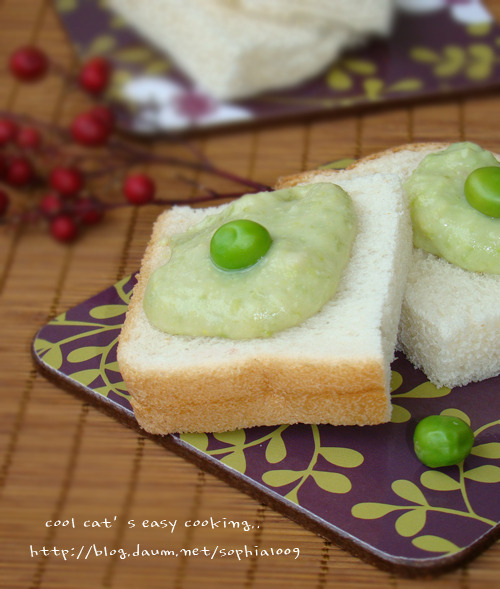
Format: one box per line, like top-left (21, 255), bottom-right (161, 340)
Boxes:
top-left (16, 126), bottom-right (41, 149)
top-left (71, 111), bottom-right (110, 147)
top-left (6, 157), bottom-right (34, 186)
top-left (73, 196), bottom-right (104, 225)
top-left (123, 174), bottom-right (156, 205)
top-left (9, 46), bottom-right (48, 82)
top-left (39, 192), bottom-right (64, 217)
top-left (0, 118), bottom-right (18, 146)
top-left (50, 214), bottom-right (78, 242)
top-left (49, 166), bottom-right (84, 197)
top-left (88, 106), bottom-right (115, 132)
top-left (78, 57), bottom-right (111, 95)
top-left (0, 190), bottom-right (10, 216)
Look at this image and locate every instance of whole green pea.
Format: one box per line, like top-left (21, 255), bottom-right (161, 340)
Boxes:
top-left (210, 219), bottom-right (272, 271)
top-left (464, 166), bottom-right (500, 218)
top-left (413, 415), bottom-right (474, 468)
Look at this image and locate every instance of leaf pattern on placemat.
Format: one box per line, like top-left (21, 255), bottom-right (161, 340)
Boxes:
top-left (33, 264), bottom-right (500, 563)
top-left (34, 274), bottom-right (134, 405)
top-left (351, 408), bottom-right (500, 551)
top-left (33, 234), bottom-right (500, 565)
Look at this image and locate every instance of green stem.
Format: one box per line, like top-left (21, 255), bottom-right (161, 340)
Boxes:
top-left (206, 425), bottom-right (289, 456)
top-left (114, 276), bottom-right (134, 305)
top-left (474, 419), bottom-right (500, 437)
top-left (286, 424), bottom-right (322, 497)
top-left (39, 324), bottom-right (120, 352)
top-left (425, 504), bottom-right (496, 527)
top-left (99, 336), bottom-right (121, 395)
top-left (458, 462), bottom-right (475, 517)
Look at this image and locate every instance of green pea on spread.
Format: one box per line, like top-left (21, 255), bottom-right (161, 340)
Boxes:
top-left (143, 183), bottom-right (357, 339)
top-left (404, 142), bottom-right (500, 274)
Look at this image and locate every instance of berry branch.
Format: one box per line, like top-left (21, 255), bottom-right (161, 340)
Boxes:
top-left (0, 46), bottom-right (271, 242)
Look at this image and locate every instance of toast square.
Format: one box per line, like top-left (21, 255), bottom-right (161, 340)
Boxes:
top-left (277, 143), bottom-right (500, 389)
top-left (117, 174), bottom-right (412, 434)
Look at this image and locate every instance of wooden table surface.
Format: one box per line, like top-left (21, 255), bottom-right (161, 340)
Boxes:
top-left (1, 1), bottom-right (500, 588)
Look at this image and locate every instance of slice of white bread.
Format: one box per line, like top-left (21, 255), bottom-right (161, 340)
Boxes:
top-left (106, 0), bottom-right (366, 101)
top-left (117, 174), bottom-right (412, 434)
top-left (276, 143), bottom-right (500, 389)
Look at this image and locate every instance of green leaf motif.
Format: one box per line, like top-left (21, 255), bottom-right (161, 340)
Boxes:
top-left (395, 508), bottom-right (427, 538)
top-left (469, 43), bottom-right (494, 61)
top-left (344, 58), bottom-right (377, 76)
top-left (435, 46), bottom-right (465, 77)
top-left (180, 432), bottom-right (209, 452)
top-left (114, 275), bottom-right (134, 305)
top-left (111, 381), bottom-right (128, 393)
top-left (56, 0), bottom-right (77, 12)
top-left (284, 486), bottom-right (299, 504)
top-left (41, 345), bottom-right (63, 371)
top-left (390, 370), bottom-right (403, 392)
top-left (388, 78), bottom-right (422, 93)
top-left (67, 346), bottom-right (105, 364)
top-left (86, 35), bottom-right (116, 57)
top-left (393, 381), bottom-right (451, 399)
top-left (391, 480), bottom-right (428, 506)
top-left (363, 78), bottom-right (384, 100)
top-left (467, 22), bottom-right (492, 36)
top-left (34, 338), bottom-right (52, 354)
top-left (464, 465), bottom-right (500, 484)
top-left (53, 312), bottom-right (67, 324)
top-left (146, 60), bottom-right (171, 75)
top-left (320, 447), bottom-right (363, 468)
top-left (114, 47), bottom-right (156, 64)
top-left (440, 407), bottom-right (471, 425)
top-left (420, 470), bottom-right (461, 492)
top-left (467, 61), bottom-right (491, 80)
top-left (327, 68), bottom-right (353, 91)
top-left (265, 432), bottom-right (287, 464)
top-left (262, 469), bottom-right (303, 488)
top-left (90, 304), bottom-right (128, 320)
top-left (70, 369), bottom-right (102, 387)
top-left (213, 429), bottom-right (246, 446)
top-left (104, 361), bottom-right (121, 373)
top-left (351, 502), bottom-right (400, 519)
top-left (110, 70), bottom-right (134, 102)
top-left (412, 535), bottom-right (460, 555)
top-left (311, 471), bottom-right (351, 494)
top-left (470, 442), bottom-right (500, 459)
top-left (391, 404), bottom-right (411, 424)
top-left (411, 47), bottom-right (440, 63)
top-left (220, 450), bottom-right (246, 473)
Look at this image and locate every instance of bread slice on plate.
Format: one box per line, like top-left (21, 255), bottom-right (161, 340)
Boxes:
top-left (117, 173), bottom-right (412, 434)
top-left (277, 142), bottom-right (500, 389)
top-left (106, 0), bottom-right (356, 101)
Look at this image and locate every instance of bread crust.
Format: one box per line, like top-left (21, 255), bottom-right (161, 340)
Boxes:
top-left (275, 142), bottom-right (449, 189)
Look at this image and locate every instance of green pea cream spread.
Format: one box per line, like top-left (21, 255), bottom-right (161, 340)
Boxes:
top-left (404, 142), bottom-right (500, 274)
top-left (143, 183), bottom-right (357, 339)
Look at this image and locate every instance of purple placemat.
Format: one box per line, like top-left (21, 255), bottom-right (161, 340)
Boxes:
top-left (54, 0), bottom-right (500, 133)
top-left (32, 273), bottom-right (500, 576)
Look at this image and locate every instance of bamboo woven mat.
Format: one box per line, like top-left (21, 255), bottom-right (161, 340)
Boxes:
top-left (1, 1), bottom-right (500, 588)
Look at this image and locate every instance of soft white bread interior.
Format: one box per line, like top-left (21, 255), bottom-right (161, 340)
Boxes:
top-left (277, 143), bottom-right (500, 389)
top-left (117, 174), bottom-right (412, 434)
top-left (105, 0), bottom-right (390, 101)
